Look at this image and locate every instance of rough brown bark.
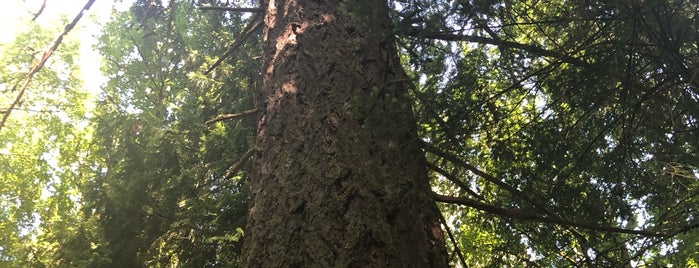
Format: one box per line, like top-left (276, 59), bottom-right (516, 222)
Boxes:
top-left (240, 0), bottom-right (449, 266)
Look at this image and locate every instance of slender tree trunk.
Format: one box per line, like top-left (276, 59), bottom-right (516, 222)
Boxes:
top-left (240, 0), bottom-right (449, 266)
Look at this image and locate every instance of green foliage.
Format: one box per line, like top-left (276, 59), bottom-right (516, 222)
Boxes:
top-left (1, 0), bottom-right (698, 266)
top-left (400, 0), bottom-right (698, 266)
top-left (0, 16), bottom-right (95, 267)
top-left (78, 1), bottom-right (258, 266)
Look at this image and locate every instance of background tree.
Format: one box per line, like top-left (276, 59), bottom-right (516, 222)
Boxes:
top-left (82, 1), bottom-right (258, 266)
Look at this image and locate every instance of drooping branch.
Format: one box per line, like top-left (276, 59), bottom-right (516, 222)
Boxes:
top-left (403, 28), bottom-right (591, 67)
top-left (432, 192), bottom-right (665, 237)
top-left (203, 14), bottom-right (263, 75)
top-left (423, 141), bottom-right (675, 238)
top-left (425, 142), bottom-right (604, 263)
top-left (422, 142), bottom-right (539, 207)
top-left (0, 0), bottom-right (96, 133)
top-left (205, 108), bottom-right (258, 125)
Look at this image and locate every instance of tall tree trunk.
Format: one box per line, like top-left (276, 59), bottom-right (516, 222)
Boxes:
top-left (240, 0), bottom-right (449, 266)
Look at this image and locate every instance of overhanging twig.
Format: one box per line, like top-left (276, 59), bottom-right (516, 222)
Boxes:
top-left (426, 161), bottom-right (484, 201)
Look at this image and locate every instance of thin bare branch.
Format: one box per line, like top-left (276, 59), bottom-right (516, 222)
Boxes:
top-left (205, 108), bottom-right (258, 125)
top-left (426, 161), bottom-right (485, 201)
top-left (438, 211), bottom-right (468, 268)
top-left (223, 148), bottom-right (254, 180)
top-left (31, 0), bottom-right (47, 21)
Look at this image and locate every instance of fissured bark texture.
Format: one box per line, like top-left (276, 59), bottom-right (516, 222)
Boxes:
top-left (240, 0), bottom-right (448, 266)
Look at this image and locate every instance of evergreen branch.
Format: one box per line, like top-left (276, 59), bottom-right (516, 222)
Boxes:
top-left (403, 28), bottom-right (591, 67)
top-left (199, 6), bottom-right (264, 13)
top-left (422, 142), bottom-right (536, 207)
top-left (622, 221), bottom-right (699, 263)
top-left (205, 108), bottom-right (258, 125)
top-left (474, 18), bottom-right (617, 30)
top-left (223, 148), bottom-right (254, 180)
top-left (0, 0), bottom-right (96, 133)
top-left (432, 192), bottom-right (665, 237)
top-left (425, 142), bottom-right (602, 263)
top-left (203, 15), bottom-right (264, 75)
top-left (423, 142), bottom-right (674, 238)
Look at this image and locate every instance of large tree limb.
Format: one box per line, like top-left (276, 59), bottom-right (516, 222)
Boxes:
top-left (432, 192), bottom-right (665, 237)
top-left (0, 0), bottom-right (96, 133)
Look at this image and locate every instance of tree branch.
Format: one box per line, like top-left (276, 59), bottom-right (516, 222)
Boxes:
top-left (31, 0), bottom-right (47, 21)
top-left (422, 142), bottom-right (538, 208)
top-left (205, 108), bottom-right (258, 125)
top-left (426, 161), bottom-right (485, 201)
top-left (198, 6), bottom-right (263, 13)
top-left (403, 28), bottom-right (591, 67)
top-left (438, 211), bottom-right (468, 268)
top-left (223, 148), bottom-right (254, 180)
top-left (203, 14), bottom-right (263, 75)
top-left (432, 192), bottom-right (665, 237)
top-left (0, 0), bottom-right (96, 133)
